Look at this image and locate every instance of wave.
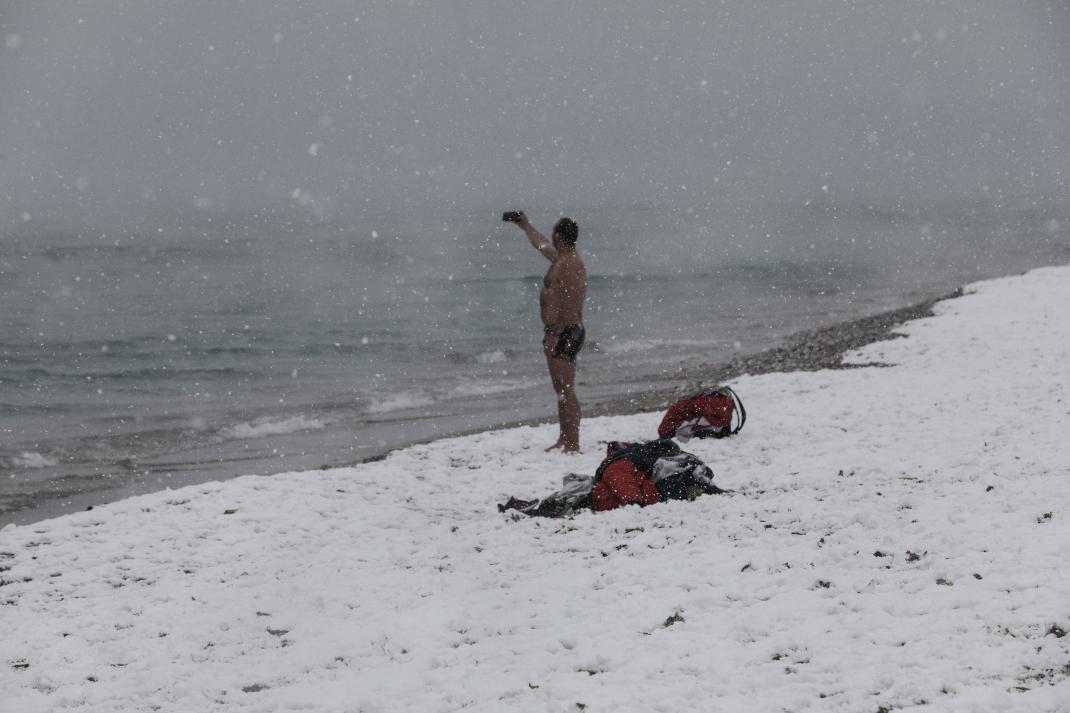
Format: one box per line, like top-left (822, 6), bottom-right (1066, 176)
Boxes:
top-left (220, 416), bottom-right (326, 440)
top-left (596, 336), bottom-right (727, 355)
top-left (0, 451), bottom-right (59, 470)
top-left (446, 348), bottom-right (518, 365)
top-left (0, 365), bottom-right (263, 384)
top-left (449, 377), bottom-right (534, 398)
top-left (365, 392), bottom-right (435, 415)
top-left (475, 350), bottom-right (507, 364)
top-left (29, 239), bottom-right (251, 265)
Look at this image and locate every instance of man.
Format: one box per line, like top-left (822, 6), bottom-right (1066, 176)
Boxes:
top-left (511, 212), bottom-right (588, 452)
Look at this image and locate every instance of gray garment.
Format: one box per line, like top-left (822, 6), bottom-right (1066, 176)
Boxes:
top-left (651, 454), bottom-right (715, 488)
top-left (548, 473), bottom-right (595, 507)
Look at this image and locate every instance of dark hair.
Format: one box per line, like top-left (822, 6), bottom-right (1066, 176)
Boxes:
top-left (554, 217), bottom-right (579, 246)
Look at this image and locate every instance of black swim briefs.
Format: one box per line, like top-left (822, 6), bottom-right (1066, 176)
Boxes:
top-left (544, 324), bottom-right (586, 362)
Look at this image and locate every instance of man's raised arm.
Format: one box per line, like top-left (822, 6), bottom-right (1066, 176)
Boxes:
top-left (512, 211), bottom-right (557, 261)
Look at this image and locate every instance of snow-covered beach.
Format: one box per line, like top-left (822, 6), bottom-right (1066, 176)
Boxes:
top-left (2, 264), bottom-right (1069, 712)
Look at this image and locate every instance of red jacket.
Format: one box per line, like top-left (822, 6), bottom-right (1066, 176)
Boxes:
top-left (591, 459), bottom-right (661, 511)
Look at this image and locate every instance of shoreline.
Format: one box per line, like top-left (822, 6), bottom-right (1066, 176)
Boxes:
top-left (593, 288), bottom-right (964, 418)
top-left (3, 287), bottom-right (964, 527)
top-left (359, 286), bottom-right (964, 461)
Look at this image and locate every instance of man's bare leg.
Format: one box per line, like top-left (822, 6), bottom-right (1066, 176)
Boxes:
top-left (545, 354), bottom-right (581, 452)
top-left (543, 338), bottom-right (566, 451)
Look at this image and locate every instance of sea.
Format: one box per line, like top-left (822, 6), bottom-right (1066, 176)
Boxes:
top-left (2, 197), bottom-right (1068, 525)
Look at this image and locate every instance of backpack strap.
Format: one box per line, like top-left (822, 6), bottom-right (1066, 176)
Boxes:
top-left (594, 439), bottom-right (680, 483)
top-left (690, 386), bottom-right (746, 438)
top-left (723, 386), bottom-right (746, 434)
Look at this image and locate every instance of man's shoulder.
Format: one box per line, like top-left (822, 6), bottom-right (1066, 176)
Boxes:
top-left (560, 252), bottom-right (586, 269)
top-left (567, 254), bottom-right (587, 276)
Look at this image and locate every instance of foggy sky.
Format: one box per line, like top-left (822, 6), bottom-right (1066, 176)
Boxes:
top-left (2, 1), bottom-right (1068, 233)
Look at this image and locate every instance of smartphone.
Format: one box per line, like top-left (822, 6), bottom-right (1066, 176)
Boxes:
top-left (502, 211), bottom-right (522, 222)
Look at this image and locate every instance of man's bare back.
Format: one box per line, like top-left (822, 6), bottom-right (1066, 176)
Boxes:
top-left (540, 251), bottom-right (587, 330)
top-left (511, 212), bottom-right (588, 452)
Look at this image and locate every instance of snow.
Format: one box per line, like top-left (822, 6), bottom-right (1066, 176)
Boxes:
top-left (3, 264), bottom-right (1070, 712)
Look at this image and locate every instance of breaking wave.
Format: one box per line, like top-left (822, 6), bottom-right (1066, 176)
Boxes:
top-left (365, 392), bottom-right (436, 415)
top-left (221, 416), bottom-right (327, 440)
top-left (0, 451), bottom-right (59, 470)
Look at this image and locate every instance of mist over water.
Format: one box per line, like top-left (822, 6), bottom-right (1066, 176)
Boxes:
top-left (2, 3), bottom-right (1069, 522)
top-left (3, 2), bottom-right (1069, 229)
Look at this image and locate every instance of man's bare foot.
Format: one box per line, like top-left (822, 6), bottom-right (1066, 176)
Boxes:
top-left (546, 439), bottom-right (580, 453)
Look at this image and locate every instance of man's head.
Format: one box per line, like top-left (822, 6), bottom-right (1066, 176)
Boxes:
top-left (553, 218), bottom-right (579, 247)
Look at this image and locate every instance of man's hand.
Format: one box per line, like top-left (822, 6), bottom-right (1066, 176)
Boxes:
top-left (513, 210), bottom-right (530, 228)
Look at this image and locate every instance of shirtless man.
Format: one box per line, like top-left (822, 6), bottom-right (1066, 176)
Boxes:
top-left (511, 212), bottom-right (588, 452)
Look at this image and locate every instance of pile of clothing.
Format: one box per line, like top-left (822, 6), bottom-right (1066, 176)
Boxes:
top-left (500, 386), bottom-right (744, 518)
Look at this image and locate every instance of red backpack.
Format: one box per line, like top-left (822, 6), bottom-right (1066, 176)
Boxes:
top-left (591, 439), bottom-right (721, 512)
top-left (657, 386), bottom-right (746, 442)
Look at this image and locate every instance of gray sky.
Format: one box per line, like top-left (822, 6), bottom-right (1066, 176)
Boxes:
top-left (2, 1), bottom-right (1068, 232)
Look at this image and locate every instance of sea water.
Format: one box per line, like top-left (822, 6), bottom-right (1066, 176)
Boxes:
top-left (2, 198), bottom-right (1068, 523)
